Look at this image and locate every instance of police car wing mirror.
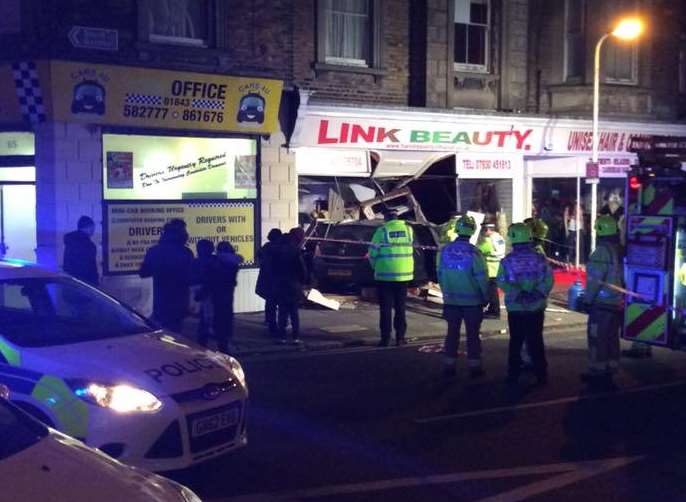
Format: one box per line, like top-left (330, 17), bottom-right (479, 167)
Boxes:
top-left (0, 384), bottom-right (9, 400)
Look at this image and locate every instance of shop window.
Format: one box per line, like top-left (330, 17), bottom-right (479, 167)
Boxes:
top-left (139, 0), bottom-right (212, 48)
top-left (102, 134), bottom-right (257, 201)
top-left (564, 0), bottom-right (585, 81)
top-left (318, 0), bottom-right (380, 67)
top-left (453, 0), bottom-right (489, 73)
top-left (604, 0), bottom-right (639, 85)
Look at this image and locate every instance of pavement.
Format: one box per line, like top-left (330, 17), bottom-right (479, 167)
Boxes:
top-left (181, 282), bottom-right (588, 357)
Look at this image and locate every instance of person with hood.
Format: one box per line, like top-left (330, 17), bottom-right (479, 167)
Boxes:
top-left (206, 241), bottom-right (244, 353)
top-left (63, 216), bottom-right (99, 286)
top-left (139, 218), bottom-right (194, 333)
top-left (255, 228), bottom-right (283, 336)
top-left (274, 228), bottom-right (307, 344)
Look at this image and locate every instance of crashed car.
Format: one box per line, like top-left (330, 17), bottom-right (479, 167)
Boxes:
top-left (0, 260), bottom-right (247, 472)
top-left (312, 219), bottom-right (438, 291)
top-left (0, 388), bottom-right (202, 501)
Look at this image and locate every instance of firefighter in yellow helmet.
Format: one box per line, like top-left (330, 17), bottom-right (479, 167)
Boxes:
top-left (368, 210), bottom-right (415, 347)
top-left (524, 217), bottom-right (549, 256)
top-left (497, 223), bottom-right (554, 385)
top-left (580, 215), bottom-right (624, 388)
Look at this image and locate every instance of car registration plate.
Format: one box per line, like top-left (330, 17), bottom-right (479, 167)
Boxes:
top-left (328, 269), bottom-right (352, 277)
top-left (191, 408), bottom-right (239, 438)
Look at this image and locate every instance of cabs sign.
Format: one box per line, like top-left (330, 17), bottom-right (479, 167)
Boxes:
top-left (50, 61), bottom-right (282, 134)
top-left (105, 201), bottom-right (256, 274)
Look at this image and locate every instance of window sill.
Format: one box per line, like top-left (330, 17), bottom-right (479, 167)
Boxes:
top-left (313, 62), bottom-right (387, 81)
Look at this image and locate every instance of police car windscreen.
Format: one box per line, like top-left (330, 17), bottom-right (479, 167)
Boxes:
top-left (0, 278), bottom-right (152, 347)
top-left (0, 399), bottom-right (48, 459)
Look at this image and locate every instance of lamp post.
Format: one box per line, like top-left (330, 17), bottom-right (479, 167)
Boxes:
top-left (590, 17), bottom-right (643, 253)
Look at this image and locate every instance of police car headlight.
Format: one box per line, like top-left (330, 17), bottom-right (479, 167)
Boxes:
top-left (73, 383), bottom-right (162, 413)
top-left (208, 353), bottom-right (247, 389)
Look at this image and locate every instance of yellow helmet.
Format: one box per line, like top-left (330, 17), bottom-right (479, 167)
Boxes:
top-left (455, 215), bottom-right (477, 237)
top-left (595, 215), bottom-right (618, 237)
top-left (524, 218), bottom-right (549, 240)
top-left (508, 222), bottom-right (532, 244)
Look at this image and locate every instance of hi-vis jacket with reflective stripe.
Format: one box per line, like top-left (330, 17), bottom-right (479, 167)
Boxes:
top-left (497, 244), bottom-right (553, 312)
top-left (477, 232), bottom-right (506, 278)
top-left (585, 240), bottom-right (624, 308)
top-left (368, 220), bottom-right (415, 282)
top-left (437, 237), bottom-right (489, 306)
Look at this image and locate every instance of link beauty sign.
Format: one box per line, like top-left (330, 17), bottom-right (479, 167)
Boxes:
top-left (49, 61), bottom-right (282, 133)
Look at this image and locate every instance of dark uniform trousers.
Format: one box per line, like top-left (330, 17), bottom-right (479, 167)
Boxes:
top-left (378, 281), bottom-right (409, 343)
top-left (507, 310), bottom-right (547, 379)
top-left (587, 305), bottom-right (622, 374)
top-left (486, 278), bottom-right (500, 317)
top-left (443, 305), bottom-right (483, 362)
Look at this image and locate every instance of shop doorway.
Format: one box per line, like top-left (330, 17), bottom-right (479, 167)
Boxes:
top-left (0, 169), bottom-right (36, 262)
top-left (526, 157), bottom-right (627, 267)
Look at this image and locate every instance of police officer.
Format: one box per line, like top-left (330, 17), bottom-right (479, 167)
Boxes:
top-left (581, 215), bottom-right (624, 387)
top-left (368, 211), bottom-right (415, 347)
top-left (477, 222), bottom-right (506, 319)
top-left (497, 223), bottom-right (554, 385)
top-left (438, 215), bottom-right (489, 378)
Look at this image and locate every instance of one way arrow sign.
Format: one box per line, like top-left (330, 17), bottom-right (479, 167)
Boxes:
top-left (68, 25), bottom-right (118, 51)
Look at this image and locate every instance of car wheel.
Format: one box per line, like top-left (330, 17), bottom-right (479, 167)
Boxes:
top-left (12, 401), bottom-right (55, 428)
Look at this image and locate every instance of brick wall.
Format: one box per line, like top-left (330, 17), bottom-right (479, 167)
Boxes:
top-left (292, 0), bottom-right (410, 105)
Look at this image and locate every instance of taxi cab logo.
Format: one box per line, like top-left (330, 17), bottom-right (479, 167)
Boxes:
top-left (236, 93), bottom-right (265, 125)
top-left (71, 80), bottom-right (106, 116)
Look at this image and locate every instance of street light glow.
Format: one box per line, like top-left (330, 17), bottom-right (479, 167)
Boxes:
top-left (611, 18), bottom-right (643, 40)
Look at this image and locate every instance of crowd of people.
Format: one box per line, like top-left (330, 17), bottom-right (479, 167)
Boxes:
top-left (62, 208), bottom-right (628, 388)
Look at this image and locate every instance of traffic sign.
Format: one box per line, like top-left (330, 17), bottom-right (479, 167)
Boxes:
top-left (68, 26), bottom-right (118, 51)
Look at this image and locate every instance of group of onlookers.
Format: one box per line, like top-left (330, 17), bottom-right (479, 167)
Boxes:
top-left (255, 227), bottom-right (308, 344)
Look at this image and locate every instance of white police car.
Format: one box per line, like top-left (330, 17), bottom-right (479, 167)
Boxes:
top-left (0, 387), bottom-right (202, 501)
top-left (0, 260), bottom-right (248, 472)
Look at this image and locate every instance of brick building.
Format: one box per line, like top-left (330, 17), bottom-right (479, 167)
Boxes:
top-left (0, 0), bottom-right (685, 313)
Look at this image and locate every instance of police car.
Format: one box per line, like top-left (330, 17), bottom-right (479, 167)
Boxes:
top-left (0, 387), bottom-right (202, 501)
top-left (0, 260), bottom-right (248, 472)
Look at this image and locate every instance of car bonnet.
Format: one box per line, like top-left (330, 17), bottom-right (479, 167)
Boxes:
top-left (24, 332), bottom-right (238, 396)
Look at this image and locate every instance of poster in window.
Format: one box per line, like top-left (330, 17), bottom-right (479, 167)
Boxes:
top-left (234, 155), bottom-right (256, 189)
top-left (106, 151), bottom-right (134, 189)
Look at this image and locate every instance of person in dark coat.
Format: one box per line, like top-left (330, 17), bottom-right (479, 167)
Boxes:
top-left (63, 215), bottom-right (99, 286)
top-left (273, 228), bottom-right (307, 344)
top-left (207, 241), bottom-right (244, 353)
top-left (139, 219), bottom-right (194, 333)
top-left (191, 239), bottom-right (216, 344)
top-left (255, 228), bottom-right (282, 335)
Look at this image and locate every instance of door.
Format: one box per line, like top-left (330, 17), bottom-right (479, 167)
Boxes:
top-left (0, 183), bottom-right (36, 262)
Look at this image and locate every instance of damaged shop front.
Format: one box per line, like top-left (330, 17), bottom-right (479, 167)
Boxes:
top-left (290, 99), bottom-right (686, 266)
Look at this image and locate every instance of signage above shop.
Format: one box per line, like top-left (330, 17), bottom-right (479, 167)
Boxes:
top-left (292, 105), bottom-right (686, 159)
top-left (68, 26), bottom-right (119, 51)
top-left (45, 61), bottom-right (282, 134)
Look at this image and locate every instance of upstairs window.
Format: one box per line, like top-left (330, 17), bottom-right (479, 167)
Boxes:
top-left (321, 0), bottom-right (372, 66)
top-left (453, 0), bottom-right (489, 72)
top-left (604, 0), bottom-right (639, 84)
top-left (139, 0), bottom-right (211, 48)
top-left (564, 0), bottom-right (585, 80)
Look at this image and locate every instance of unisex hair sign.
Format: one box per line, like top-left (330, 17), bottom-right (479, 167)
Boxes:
top-left (105, 201), bottom-right (255, 274)
top-left (49, 61), bottom-right (283, 133)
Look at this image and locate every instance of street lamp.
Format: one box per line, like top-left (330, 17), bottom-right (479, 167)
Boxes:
top-left (590, 17), bottom-right (644, 253)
